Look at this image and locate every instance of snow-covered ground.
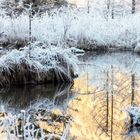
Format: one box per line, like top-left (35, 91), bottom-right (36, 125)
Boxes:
top-left (0, 1), bottom-right (140, 52)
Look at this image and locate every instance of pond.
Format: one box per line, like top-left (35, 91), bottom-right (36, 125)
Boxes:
top-left (0, 52), bottom-right (140, 140)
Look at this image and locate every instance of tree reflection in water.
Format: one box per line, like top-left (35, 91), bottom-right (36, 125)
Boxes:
top-left (91, 68), bottom-right (140, 140)
top-left (0, 83), bottom-right (75, 139)
top-left (0, 83), bottom-right (74, 112)
top-left (68, 52), bottom-right (140, 140)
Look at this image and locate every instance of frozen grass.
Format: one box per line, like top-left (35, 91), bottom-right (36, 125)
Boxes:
top-left (0, 42), bottom-right (79, 87)
top-left (0, 99), bottom-right (72, 140)
top-left (0, 109), bottom-right (71, 140)
top-left (0, 3), bottom-right (140, 52)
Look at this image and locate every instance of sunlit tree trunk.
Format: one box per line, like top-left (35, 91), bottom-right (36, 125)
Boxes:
top-left (132, 0), bottom-right (136, 14)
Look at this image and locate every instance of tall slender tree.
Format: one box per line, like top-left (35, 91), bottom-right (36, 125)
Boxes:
top-left (111, 0), bottom-right (114, 19)
top-left (87, 0), bottom-right (90, 13)
top-left (132, 0), bottom-right (136, 14)
top-left (107, 0), bottom-right (110, 18)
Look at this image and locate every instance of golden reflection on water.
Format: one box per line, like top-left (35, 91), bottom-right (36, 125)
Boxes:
top-left (69, 69), bottom-right (140, 140)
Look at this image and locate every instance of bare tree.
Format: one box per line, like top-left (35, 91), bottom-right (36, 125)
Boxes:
top-left (111, 0), bottom-right (114, 19)
top-left (87, 0), bottom-right (90, 13)
top-left (24, 2), bottom-right (33, 58)
top-left (132, 0), bottom-right (136, 14)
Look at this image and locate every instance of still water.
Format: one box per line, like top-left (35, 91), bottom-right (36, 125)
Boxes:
top-left (1, 52), bottom-right (140, 140)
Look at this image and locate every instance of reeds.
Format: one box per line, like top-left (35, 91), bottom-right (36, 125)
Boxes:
top-left (0, 42), bottom-right (78, 87)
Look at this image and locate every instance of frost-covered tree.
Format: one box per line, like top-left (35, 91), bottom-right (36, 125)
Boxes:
top-left (0, 0), bottom-right (67, 16)
top-left (106, 0), bottom-right (114, 19)
top-left (23, 0), bottom-right (67, 7)
top-left (0, 0), bottom-right (24, 16)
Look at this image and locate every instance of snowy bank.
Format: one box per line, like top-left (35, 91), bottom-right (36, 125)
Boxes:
top-left (0, 42), bottom-right (79, 87)
top-left (1, 6), bottom-right (140, 53)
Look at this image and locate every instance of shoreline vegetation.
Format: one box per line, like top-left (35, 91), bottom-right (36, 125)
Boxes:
top-left (1, 1), bottom-right (140, 140)
top-left (0, 0), bottom-right (140, 86)
top-left (0, 42), bottom-right (79, 87)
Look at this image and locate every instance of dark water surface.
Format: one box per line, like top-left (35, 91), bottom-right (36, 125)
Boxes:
top-left (1, 52), bottom-right (140, 140)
